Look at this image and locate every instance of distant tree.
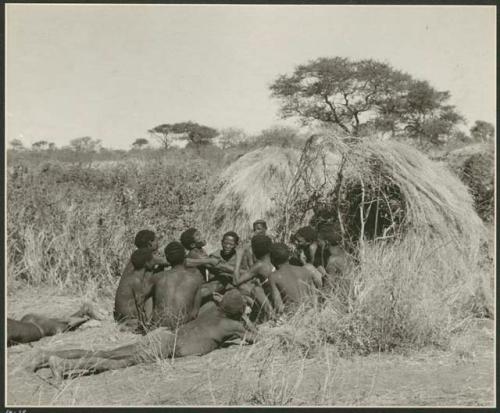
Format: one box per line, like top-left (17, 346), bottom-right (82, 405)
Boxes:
top-left (452, 130), bottom-right (471, 144)
top-left (217, 128), bottom-right (247, 149)
top-left (470, 120), bottom-right (495, 142)
top-left (254, 126), bottom-right (302, 148)
top-left (48, 142), bottom-right (57, 150)
top-left (148, 121), bottom-right (218, 149)
top-left (69, 136), bottom-right (101, 152)
top-left (148, 124), bottom-right (172, 149)
top-left (400, 80), bottom-right (464, 146)
top-left (9, 139), bottom-right (24, 150)
top-left (270, 57), bottom-right (463, 145)
top-left (132, 138), bottom-right (149, 149)
top-left (32, 140), bottom-right (49, 150)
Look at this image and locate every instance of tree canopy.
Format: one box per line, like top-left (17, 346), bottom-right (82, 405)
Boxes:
top-left (470, 120), bottom-right (495, 142)
top-left (148, 121), bottom-right (218, 149)
top-left (132, 138), bottom-right (149, 149)
top-left (270, 57), bottom-right (463, 145)
top-left (69, 136), bottom-right (102, 152)
top-left (9, 139), bottom-right (24, 150)
top-left (32, 140), bottom-right (50, 150)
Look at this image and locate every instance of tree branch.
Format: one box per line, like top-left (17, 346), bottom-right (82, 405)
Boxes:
top-left (323, 95), bottom-right (351, 134)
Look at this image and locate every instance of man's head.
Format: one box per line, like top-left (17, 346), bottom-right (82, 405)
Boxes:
top-left (270, 243), bottom-right (290, 269)
top-left (180, 228), bottom-right (206, 251)
top-left (164, 241), bottom-right (185, 266)
top-left (130, 248), bottom-right (155, 271)
top-left (134, 230), bottom-right (158, 251)
top-left (317, 223), bottom-right (340, 247)
top-left (292, 226), bottom-right (317, 248)
top-left (221, 231), bottom-right (239, 255)
top-left (218, 289), bottom-right (246, 319)
top-left (252, 219), bottom-right (267, 236)
top-left (251, 234), bottom-right (272, 260)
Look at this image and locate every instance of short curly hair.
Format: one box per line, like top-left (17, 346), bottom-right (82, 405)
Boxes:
top-left (251, 234), bottom-right (272, 259)
top-left (130, 248), bottom-right (154, 270)
top-left (180, 228), bottom-right (198, 250)
top-left (164, 241), bottom-right (185, 266)
top-left (134, 230), bottom-right (156, 249)
top-left (270, 243), bottom-right (290, 267)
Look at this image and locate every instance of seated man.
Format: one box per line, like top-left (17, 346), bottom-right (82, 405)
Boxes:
top-left (233, 234), bottom-right (275, 321)
top-left (207, 231), bottom-right (242, 292)
top-left (113, 248), bottom-right (157, 330)
top-left (150, 241), bottom-right (203, 330)
top-left (121, 230), bottom-right (169, 276)
top-left (289, 226), bottom-right (323, 286)
top-left (180, 228), bottom-right (234, 298)
top-left (317, 223), bottom-right (352, 289)
top-left (115, 230), bottom-right (169, 326)
top-left (234, 219), bottom-right (268, 281)
top-left (29, 290), bottom-right (256, 379)
top-left (268, 243), bottom-right (322, 315)
top-left (8, 303), bottom-right (101, 346)
top-left (290, 226), bottom-right (319, 266)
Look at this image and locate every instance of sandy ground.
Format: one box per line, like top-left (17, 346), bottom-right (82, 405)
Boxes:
top-left (5, 286), bottom-right (495, 407)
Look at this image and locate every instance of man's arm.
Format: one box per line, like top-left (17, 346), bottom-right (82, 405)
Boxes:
top-left (190, 287), bottom-right (203, 320)
top-left (234, 262), bottom-right (263, 286)
top-left (304, 264), bottom-right (323, 289)
top-left (229, 321), bottom-right (258, 344)
top-left (269, 276), bottom-right (284, 314)
top-left (142, 272), bottom-right (158, 299)
top-left (309, 243), bottom-right (318, 264)
top-left (185, 256), bottom-right (219, 268)
top-left (233, 247), bottom-right (245, 283)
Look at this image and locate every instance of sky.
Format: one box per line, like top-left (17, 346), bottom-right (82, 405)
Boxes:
top-left (5, 4), bottom-right (496, 150)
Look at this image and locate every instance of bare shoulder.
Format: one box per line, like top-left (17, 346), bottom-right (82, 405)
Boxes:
top-left (268, 268), bottom-right (283, 281)
top-left (222, 317), bottom-right (246, 332)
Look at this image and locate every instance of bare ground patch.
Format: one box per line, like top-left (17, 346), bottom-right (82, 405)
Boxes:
top-left (6, 287), bottom-right (494, 407)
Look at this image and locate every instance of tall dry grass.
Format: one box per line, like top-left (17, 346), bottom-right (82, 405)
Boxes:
top-left (6, 154), bottom-right (214, 293)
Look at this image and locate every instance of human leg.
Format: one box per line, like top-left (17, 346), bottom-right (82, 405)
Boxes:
top-left (49, 355), bottom-right (136, 379)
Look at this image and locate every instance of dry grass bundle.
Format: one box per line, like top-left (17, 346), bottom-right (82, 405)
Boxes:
top-left (444, 143), bottom-right (494, 222)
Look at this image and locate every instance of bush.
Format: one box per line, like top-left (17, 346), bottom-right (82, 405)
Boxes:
top-left (6, 155), bottom-right (214, 289)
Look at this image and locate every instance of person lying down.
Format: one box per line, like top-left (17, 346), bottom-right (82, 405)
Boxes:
top-left (7, 303), bottom-right (101, 347)
top-left (29, 290), bottom-right (257, 379)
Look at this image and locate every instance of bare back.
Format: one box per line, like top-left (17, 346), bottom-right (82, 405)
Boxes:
top-left (270, 264), bottom-right (318, 308)
top-left (174, 306), bottom-right (248, 356)
top-left (151, 266), bottom-right (203, 330)
top-left (114, 266), bottom-right (152, 322)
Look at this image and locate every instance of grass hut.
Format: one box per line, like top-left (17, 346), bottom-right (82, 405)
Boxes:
top-left (203, 136), bottom-right (486, 256)
top-left (200, 135), bottom-right (492, 352)
top-left (444, 143), bottom-right (494, 222)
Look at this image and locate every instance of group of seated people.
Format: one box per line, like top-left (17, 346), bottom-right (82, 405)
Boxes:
top-left (9, 219), bottom-right (349, 380)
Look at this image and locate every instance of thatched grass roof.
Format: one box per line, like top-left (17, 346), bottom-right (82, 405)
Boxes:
top-left (200, 146), bottom-right (301, 243)
top-left (201, 135), bottom-right (486, 259)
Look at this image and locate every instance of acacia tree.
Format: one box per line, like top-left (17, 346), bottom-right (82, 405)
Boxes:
top-left (69, 136), bottom-right (101, 152)
top-left (470, 120), bottom-right (495, 142)
top-left (148, 121), bottom-right (218, 149)
top-left (270, 57), bottom-right (463, 145)
top-left (32, 140), bottom-right (49, 150)
top-left (132, 138), bottom-right (149, 149)
top-left (9, 139), bottom-right (24, 150)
